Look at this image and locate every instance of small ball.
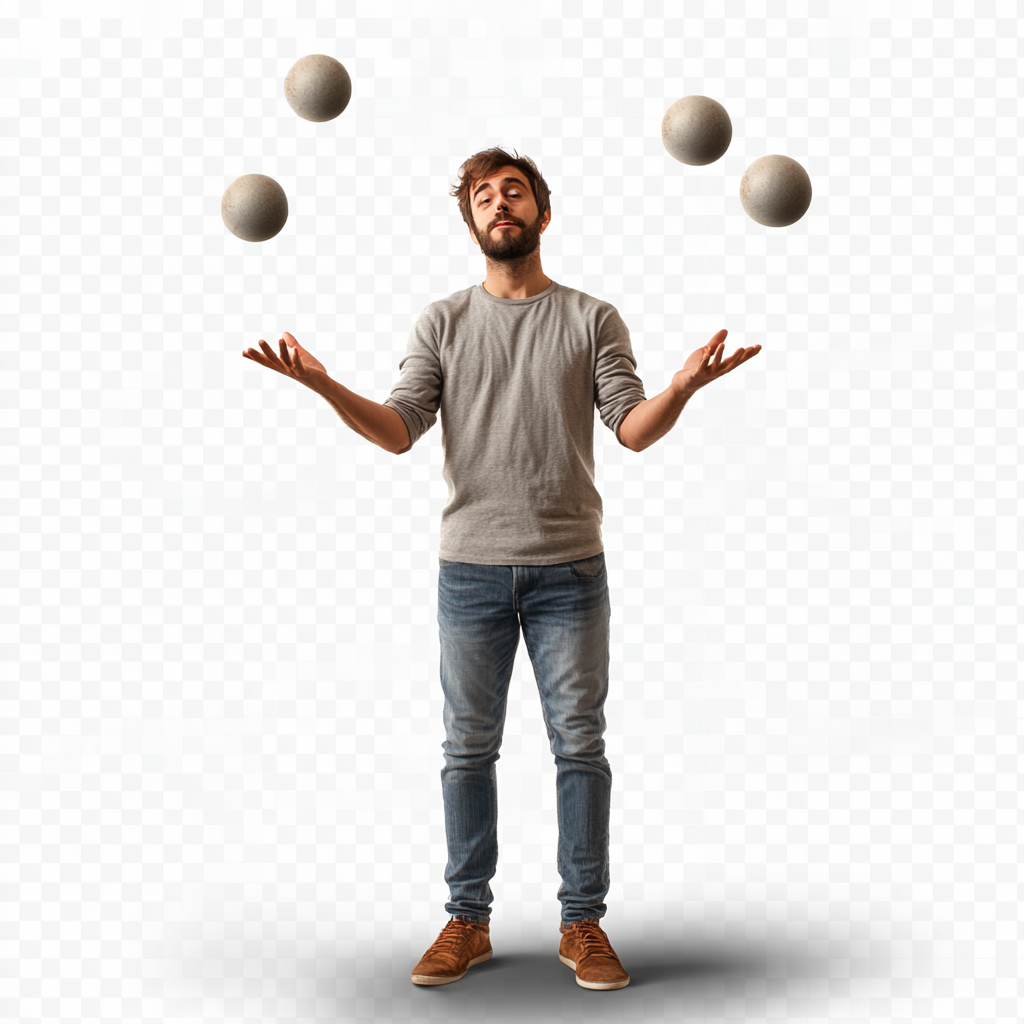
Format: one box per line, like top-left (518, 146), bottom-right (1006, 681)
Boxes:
top-left (284, 54), bottom-right (352, 122)
top-left (739, 155), bottom-right (812, 227)
top-left (661, 95), bottom-right (733, 166)
top-left (221, 173), bottom-right (289, 242)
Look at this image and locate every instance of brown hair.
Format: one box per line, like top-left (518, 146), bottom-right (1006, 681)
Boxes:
top-left (449, 147), bottom-right (552, 240)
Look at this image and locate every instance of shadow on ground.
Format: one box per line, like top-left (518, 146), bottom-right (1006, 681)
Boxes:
top-left (398, 925), bottom-right (895, 1018)
top-left (162, 915), bottom-right (901, 1023)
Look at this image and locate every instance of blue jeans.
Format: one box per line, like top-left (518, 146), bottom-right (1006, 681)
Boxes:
top-left (437, 552), bottom-right (613, 924)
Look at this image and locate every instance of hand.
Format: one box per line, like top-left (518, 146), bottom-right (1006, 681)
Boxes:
top-left (242, 331), bottom-right (331, 394)
top-left (672, 329), bottom-right (761, 395)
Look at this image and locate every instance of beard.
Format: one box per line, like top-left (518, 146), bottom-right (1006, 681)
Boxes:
top-left (475, 209), bottom-right (545, 264)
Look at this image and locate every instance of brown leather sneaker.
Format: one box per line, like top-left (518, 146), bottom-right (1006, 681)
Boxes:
top-left (410, 917), bottom-right (493, 986)
top-left (558, 919), bottom-right (630, 990)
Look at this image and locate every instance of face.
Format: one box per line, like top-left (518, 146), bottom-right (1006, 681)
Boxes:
top-left (469, 164), bottom-right (551, 262)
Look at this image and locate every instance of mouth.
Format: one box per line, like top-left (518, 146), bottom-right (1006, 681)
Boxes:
top-left (494, 221), bottom-right (517, 228)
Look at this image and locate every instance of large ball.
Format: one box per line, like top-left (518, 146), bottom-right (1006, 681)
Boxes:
top-left (284, 54), bottom-right (352, 122)
top-left (661, 95), bottom-right (732, 166)
top-left (739, 155), bottom-right (812, 227)
top-left (221, 173), bottom-right (289, 242)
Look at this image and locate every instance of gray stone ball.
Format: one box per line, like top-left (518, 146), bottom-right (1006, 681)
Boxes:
top-left (221, 173), bottom-right (289, 242)
top-left (284, 54), bottom-right (352, 122)
top-left (739, 155), bottom-right (812, 227)
top-left (661, 95), bottom-right (732, 166)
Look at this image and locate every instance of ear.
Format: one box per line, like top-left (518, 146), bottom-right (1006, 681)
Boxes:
top-left (540, 208), bottom-right (552, 233)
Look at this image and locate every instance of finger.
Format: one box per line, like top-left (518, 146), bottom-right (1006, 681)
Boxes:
top-left (279, 337), bottom-right (294, 369)
top-left (258, 339), bottom-right (288, 370)
top-left (248, 342), bottom-right (279, 366)
top-left (246, 345), bottom-right (285, 372)
top-left (244, 347), bottom-right (286, 375)
top-left (719, 345), bottom-right (740, 372)
top-left (283, 330), bottom-right (298, 348)
top-left (726, 348), bottom-right (757, 371)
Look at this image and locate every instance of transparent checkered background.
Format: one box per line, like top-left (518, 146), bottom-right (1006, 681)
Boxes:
top-left (2, 0), bottom-right (1021, 1021)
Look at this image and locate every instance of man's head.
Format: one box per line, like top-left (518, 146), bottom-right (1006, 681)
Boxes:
top-left (450, 148), bottom-right (552, 262)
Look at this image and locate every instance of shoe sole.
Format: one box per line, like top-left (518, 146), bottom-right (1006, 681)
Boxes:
top-left (558, 954), bottom-right (630, 990)
top-left (411, 950), bottom-right (492, 986)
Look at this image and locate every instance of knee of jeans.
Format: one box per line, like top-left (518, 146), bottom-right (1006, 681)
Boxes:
top-left (442, 735), bottom-right (502, 770)
top-left (550, 733), bottom-right (608, 764)
top-left (554, 751), bottom-right (612, 780)
top-left (544, 715), bottom-right (606, 760)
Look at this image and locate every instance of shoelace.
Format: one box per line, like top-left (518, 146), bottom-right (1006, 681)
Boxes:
top-left (567, 922), bottom-right (618, 962)
top-left (427, 919), bottom-right (476, 957)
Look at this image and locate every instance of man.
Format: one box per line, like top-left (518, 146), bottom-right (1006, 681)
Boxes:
top-left (242, 148), bottom-right (761, 991)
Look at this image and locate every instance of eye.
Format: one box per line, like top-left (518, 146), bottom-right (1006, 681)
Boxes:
top-left (479, 190), bottom-right (520, 207)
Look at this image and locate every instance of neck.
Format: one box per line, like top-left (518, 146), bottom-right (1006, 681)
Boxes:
top-left (481, 249), bottom-right (551, 299)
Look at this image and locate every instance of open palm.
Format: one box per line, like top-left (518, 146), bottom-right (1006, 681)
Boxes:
top-left (672, 329), bottom-right (761, 394)
top-left (242, 331), bottom-right (331, 394)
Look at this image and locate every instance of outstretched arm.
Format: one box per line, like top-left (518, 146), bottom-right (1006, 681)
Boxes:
top-left (617, 329), bottom-right (761, 452)
top-left (243, 332), bottom-right (412, 455)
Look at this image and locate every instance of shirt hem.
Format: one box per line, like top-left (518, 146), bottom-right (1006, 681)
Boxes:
top-left (438, 545), bottom-right (605, 566)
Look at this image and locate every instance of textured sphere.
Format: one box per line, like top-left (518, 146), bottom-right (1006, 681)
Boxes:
top-left (661, 95), bottom-right (733, 166)
top-left (221, 174), bottom-right (289, 242)
top-left (284, 54), bottom-right (352, 122)
top-left (739, 155), bottom-right (812, 227)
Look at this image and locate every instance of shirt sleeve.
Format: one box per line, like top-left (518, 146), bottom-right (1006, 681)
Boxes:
top-left (594, 305), bottom-right (646, 446)
top-left (382, 309), bottom-right (443, 447)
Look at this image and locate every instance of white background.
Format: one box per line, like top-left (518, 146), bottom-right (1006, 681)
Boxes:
top-left (3, 1), bottom-right (1021, 1021)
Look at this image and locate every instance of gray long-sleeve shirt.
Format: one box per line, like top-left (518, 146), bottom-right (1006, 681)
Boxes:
top-left (383, 279), bottom-right (646, 565)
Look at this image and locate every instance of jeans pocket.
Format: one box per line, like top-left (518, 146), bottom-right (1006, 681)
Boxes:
top-left (568, 553), bottom-right (606, 580)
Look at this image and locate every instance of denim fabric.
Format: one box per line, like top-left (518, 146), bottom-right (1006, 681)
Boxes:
top-left (436, 552), bottom-right (613, 924)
